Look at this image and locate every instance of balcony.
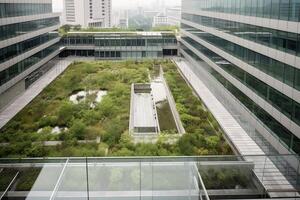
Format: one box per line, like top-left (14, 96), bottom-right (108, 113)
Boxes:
top-left (1, 155), bottom-right (298, 200)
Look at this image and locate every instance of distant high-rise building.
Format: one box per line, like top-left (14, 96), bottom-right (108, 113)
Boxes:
top-left (63, 0), bottom-right (112, 28)
top-left (152, 13), bottom-right (168, 27)
top-left (119, 11), bottom-right (129, 29)
top-left (143, 10), bottom-right (160, 19)
top-left (166, 7), bottom-right (181, 26)
top-left (0, 0), bottom-right (61, 110)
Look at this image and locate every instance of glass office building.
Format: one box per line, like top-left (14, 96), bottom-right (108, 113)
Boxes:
top-left (60, 32), bottom-right (178, 59)
top-left (180, 0), bottom-right (300, 156)
top-left (0, 0), bottom-right (61, 110)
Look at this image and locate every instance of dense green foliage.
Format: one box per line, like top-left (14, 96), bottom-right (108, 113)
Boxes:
top-left (0, 169), bottom-right (17, 190)
top-left (0, 60), bottom-right (232, 157)
top-left (151, 25), bottom-right (179, 33)
top-left (162, 62), bottom-right (232, 155)
top-left (15, 168), bottom-right (41, 191)
top-left (199, 167), bottom-right (253, 189)
top-left (59, 25), bottom-right (136, 36)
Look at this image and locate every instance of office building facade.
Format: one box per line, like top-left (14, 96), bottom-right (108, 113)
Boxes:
top-left (60, 32), bottom-right (178, 59)
top-left (63, 0), bottom-right (112, 28)
top-left (166, 7), bottom-right (181, 26)
top-left (152, 13), bottom-right (169, 27)
top-left (180, 0), bottom-right (300, 156)
top-left (0, 0), bottom-right (61, 110)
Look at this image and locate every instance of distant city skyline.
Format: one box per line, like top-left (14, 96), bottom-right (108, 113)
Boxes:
top-left (52, 0), bottom-right (181, 12)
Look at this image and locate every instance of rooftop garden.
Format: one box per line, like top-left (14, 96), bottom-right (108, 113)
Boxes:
top-left (59, 24), bottom-right (179, 36)
top-left (0, 60), bottom-right (232, 157)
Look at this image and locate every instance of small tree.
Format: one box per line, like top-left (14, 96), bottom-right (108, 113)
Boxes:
top-left (73, 24), bottom-right (82, 31)
top-left (61, 24), bottom-right (71, 32)
top-left (70, 120), bottom-right (86, 140)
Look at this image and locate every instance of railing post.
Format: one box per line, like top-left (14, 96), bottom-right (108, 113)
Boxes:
top-left (140, 160), bottom-right (142, 200)
top-left (297, 157), bottom-right (300, 187)
top-left (261, 156), bottom-right (268, 186)
top-left (86, 157), bottom-right (90, 200)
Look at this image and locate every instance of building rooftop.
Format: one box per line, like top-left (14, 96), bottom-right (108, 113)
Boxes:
top-left (67, 31), bottom-right (175, 36)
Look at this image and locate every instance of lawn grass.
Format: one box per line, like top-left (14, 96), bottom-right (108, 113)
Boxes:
top-left (0, 60), bottom-right (232, 157)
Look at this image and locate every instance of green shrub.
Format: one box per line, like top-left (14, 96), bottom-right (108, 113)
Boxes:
top-left (70, 120), bottom-right (87, 140)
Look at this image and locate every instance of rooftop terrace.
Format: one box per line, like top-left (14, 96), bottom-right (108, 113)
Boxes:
top-left (0, 156), bottom-right (298, 200)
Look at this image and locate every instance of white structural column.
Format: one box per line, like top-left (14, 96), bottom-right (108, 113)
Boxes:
top-left (0, 59), bottom-right (72, 129)
top-left (174, 59), bottom-right (298, 198)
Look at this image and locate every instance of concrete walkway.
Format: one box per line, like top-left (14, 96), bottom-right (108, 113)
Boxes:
top-left (0, 59), bottom-right (72, 129)
top-left (174, 59), bottom-right (298, 198)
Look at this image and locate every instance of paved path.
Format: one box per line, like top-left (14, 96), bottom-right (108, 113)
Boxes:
top-left (174, 59), bottom-right (298, 198)
top-left (0, 59), bottom-right (72, 129)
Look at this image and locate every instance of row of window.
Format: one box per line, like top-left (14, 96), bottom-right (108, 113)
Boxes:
top-left (181, 43), bottom-right (300, 155)
top-left (59, 50), bottom-right (95, 58)
top-left (0, 17), bottom-right (59, 41)
top-left (0, 32), bottom-right (59, 64)
top-left (0, 43), bottom-right (59, 87)
top-left (182, 0), bottom-right (300, 22)
top-left (182, 36), bottom-right (300, 128)
top-left (181, 23), bottom-right (300, 92)
top-left (0, 3), bottom-right (52, 18)
top-left (182, 13), bottom-right (299, 56)
top-left (96, 38), bottom-right (177, 46)
top-left (96, 39), bottom-right (147, 47)
top-left (96, 51), bottom-right (161, 58)
top-left (61, 36), bottom-right (177, 47)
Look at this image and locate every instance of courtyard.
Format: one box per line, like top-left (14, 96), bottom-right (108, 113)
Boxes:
top-left (0, 60), bottom-right (232, 157)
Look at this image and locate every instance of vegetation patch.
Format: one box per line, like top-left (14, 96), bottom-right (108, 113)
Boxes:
top-left (0, 168), bottom-right (18, 190)
top-left (199, 167), bottom-right (254, 190)
top-left (156, 100), bottom-right (177, 133)
top-left (0, 60), bottom-right (232, 157)
top-left (162, 62), bottom-right (232, 155)
top-left (15, 168), bottom-right (41, 191)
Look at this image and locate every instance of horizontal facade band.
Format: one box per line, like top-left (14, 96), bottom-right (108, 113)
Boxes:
top-left (180, 48), bottom-right (299, 158)
top-left (0, 48), bottom-right (60, 95)
top-left (0, 0), bottom-right (52, 3)
top-left (64, 46), bottom-right (176, 51)
top-left (0, 37), bottom-right (60, 72)
top-left (0, 12), bottom-right (60, 26)
top-left (181, 29), bottom-right (300, 104)
top-left (182, 9), bottom-right (300, 34)
top-left (180, 37), bottom-right (300, 138)
top-left (0, 24), bottom-right (60, 49)
top-left (181, 17), bottom-right (299, 69)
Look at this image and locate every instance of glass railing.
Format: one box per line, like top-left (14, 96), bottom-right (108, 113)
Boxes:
top-left (0, 155), bottom-right (299, 200)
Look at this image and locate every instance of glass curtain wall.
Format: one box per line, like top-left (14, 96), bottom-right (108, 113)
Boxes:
top-left (182, 0), bottom-right (300, 22)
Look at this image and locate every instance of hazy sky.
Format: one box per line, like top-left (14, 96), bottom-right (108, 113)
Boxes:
top-left (52, 0), bottom-right (181, 12)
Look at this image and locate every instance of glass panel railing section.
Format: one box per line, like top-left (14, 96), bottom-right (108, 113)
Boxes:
top-left (0, 158), bottom-right (68, 200)
top-left (151, 161), bottom-right (201, 200)
top-left (86, 158), bottom-right (202, 200)
top-left (52, 158), bottom-right (88, 200)
top-left (0, 156), bottom-right (299, 199)
top-left (87, 158), bottom-right (141, 200)
top-left (257, 154), bottom-right (300, 197)
top-left (198, 160), bottom-right (267, 199)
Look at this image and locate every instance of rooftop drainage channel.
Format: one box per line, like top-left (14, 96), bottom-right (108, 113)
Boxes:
top-left (173, 58), bottom-right (299, 198)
